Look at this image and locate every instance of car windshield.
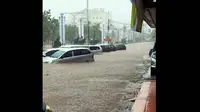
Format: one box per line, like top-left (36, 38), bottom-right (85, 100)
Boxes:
top-left (51, 50), bottom-right (65, 58)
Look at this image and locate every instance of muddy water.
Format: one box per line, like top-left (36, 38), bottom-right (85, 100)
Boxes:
top-left (43, 42), bottom-right (153, 112)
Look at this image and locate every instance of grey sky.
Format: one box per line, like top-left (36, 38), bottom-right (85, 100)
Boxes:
top-left (43, 0), bottom-right (132, 24)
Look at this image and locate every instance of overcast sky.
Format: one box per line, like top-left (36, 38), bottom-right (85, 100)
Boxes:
top-left (43, 0), bottom-right (132, 24)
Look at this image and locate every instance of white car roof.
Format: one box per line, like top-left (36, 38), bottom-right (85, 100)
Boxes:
top-left (59, 47), bottom-right (90, 52)
top-left (96, 44), bottom-right (109, 45)
top-left (60, 44), bottom-right (87, 47)
top-left (60, 45), bottom-right (100, 48)
top-left (44, 48), bottom-right (70, 53)
top-left (46, 48), bottom-right (60, 51)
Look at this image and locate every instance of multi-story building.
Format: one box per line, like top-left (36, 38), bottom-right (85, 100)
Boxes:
top-left (66, 8), bottom-right (112, 26)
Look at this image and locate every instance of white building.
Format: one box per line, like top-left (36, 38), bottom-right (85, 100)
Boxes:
top-left (66, 8), bottom-right (112, 26)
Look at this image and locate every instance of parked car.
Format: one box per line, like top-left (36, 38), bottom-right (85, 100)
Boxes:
top-left (43, 48), bottom-right (94, 63)
top-left (96, 44), bottom-right (111, 52)
top-left (60, 45), bottom-right (103, 54)
top-left (150, 42), bottom-right (156, 77)
top-left (115, 44), bottom-right (126, 50)
top-left (109, 44), bottom-right (116, 51)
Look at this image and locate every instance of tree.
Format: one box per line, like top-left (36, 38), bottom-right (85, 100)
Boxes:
top-left (43, 9), bottom-right (59, 45)
top-left (65, 25), bottom-right (78, 43)
top-left (43, 10), bottom-right (52, 43)
top-left (53, 37), bottom-right (61, 48)
top-left (90, 23), bottom-right (101, 44)
top-left (121, 37), bottom-right (127, 44)
top-left (51, 18), bottom-right (59, 42)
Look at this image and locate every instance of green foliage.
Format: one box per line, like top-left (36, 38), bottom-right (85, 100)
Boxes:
top-left (89, 39), bottom-right (100, 45)
top-left (73, 36), bottom-right (85, 45)
top-left (121, 38), bottom-right (127, 44)
top-left (43, 10), bottom-right (102, 45)
top-left (43, 10), bottom-right (59, 44)
top-left (53, 37), bottom-right (61, 48)
top-left (65, 25), bottom-right (78, 43)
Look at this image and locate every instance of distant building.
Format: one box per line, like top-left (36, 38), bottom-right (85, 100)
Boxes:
top-left (142, 21), bottom-right (153, 34)
top-left (66, 8), bottom-right (112, 26)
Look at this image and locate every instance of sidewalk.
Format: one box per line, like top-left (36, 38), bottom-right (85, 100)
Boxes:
top-left (132, 80), bottom-right (156, 112)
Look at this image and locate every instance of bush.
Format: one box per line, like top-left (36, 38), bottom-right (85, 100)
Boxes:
top-left (73, 36), bottom-right (85, 45)
top-left (53, 37), bottom-right (61, 48)
top-left (121, 38), bottom-right (127, 44)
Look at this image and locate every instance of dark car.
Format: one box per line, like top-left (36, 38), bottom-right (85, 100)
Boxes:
top-left (150, 42), bottom-right (156, 78)
top-left (115, 44), bottom-right (126, 50)
top-left (109, 44), bottom-right (116, 51)
top-left (98, 44), bottom-right (111, 52)
top-left (149, 42), bottom-right (156, 56)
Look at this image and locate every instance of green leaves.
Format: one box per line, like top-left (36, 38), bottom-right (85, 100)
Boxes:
top-left (43, 10), bottom-right (102, 45)
top-left (53, 37), bottom-right (61, 48)
top-left (43, 10), bottom-right (59, 44)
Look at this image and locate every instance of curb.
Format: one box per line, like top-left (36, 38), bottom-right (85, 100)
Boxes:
top-left (132, 81), bottom-right (156, 112)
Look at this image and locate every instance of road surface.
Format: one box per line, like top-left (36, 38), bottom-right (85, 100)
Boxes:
top-left (43, 42), bottom-right (154, 112)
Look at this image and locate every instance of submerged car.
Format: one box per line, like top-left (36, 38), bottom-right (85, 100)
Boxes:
top-left (109, 44), bottom-right (116, 51)
top-left (115, 44), bottom-right (126, 50)
top-left (96, 44), bottom-right (111, 52)
top-left (43, 48), bottom-right (94, 63)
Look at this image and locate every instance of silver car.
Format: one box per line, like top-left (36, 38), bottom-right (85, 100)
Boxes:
top-left (43, 48), bottom-right (94, 63)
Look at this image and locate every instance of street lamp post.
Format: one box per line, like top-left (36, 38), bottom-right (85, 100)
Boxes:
top-left (86, 0), bottom-right (89, 45)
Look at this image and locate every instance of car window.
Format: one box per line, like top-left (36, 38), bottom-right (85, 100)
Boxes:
top-left (73, 50), bottom-right (82, 56)
top-left (89, 46), bottom-right (100, 50)
top-left (46, 50), bottom-right (59, 56)
top-left (60, 51), bottom-right (73, 58)
top-left (81, 49), bottom-right (91, 55)
top-left (101, 45), bottom-right (107, 48)
top-left (51, 50), bottom-right (65, 58)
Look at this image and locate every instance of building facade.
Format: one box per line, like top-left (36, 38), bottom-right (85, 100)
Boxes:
top-left (66, 8), bottom-right (112, 26)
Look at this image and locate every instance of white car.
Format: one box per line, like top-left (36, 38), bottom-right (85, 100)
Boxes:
top-left (43, 48), bottom-right (62, 57)
top-left (43, 48), bottom-right (95, 63)
top-left (60, 45), bottom-right (103, 54)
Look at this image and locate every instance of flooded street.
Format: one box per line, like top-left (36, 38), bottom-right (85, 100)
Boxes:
top-left (43, 42), bottom-right (153, 112)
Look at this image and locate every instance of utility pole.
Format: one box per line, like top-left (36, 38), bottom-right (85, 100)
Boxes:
top-left (123, 25), bottom-right (126, 38)
top-left (107, 11), bottom-right (110, 37)
top-left (86, 0), bottom-right (89, 45)
top-left (117, 29), bottom-right (119, 42)
top-left (101, 24), bottom-right (105, 44)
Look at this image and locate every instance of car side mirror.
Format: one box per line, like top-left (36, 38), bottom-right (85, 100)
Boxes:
top-left (149, 49), bottom-right (153, 56)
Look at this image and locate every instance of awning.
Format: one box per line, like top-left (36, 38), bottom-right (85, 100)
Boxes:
top-left (130, 0), bottom-right (156, 32)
